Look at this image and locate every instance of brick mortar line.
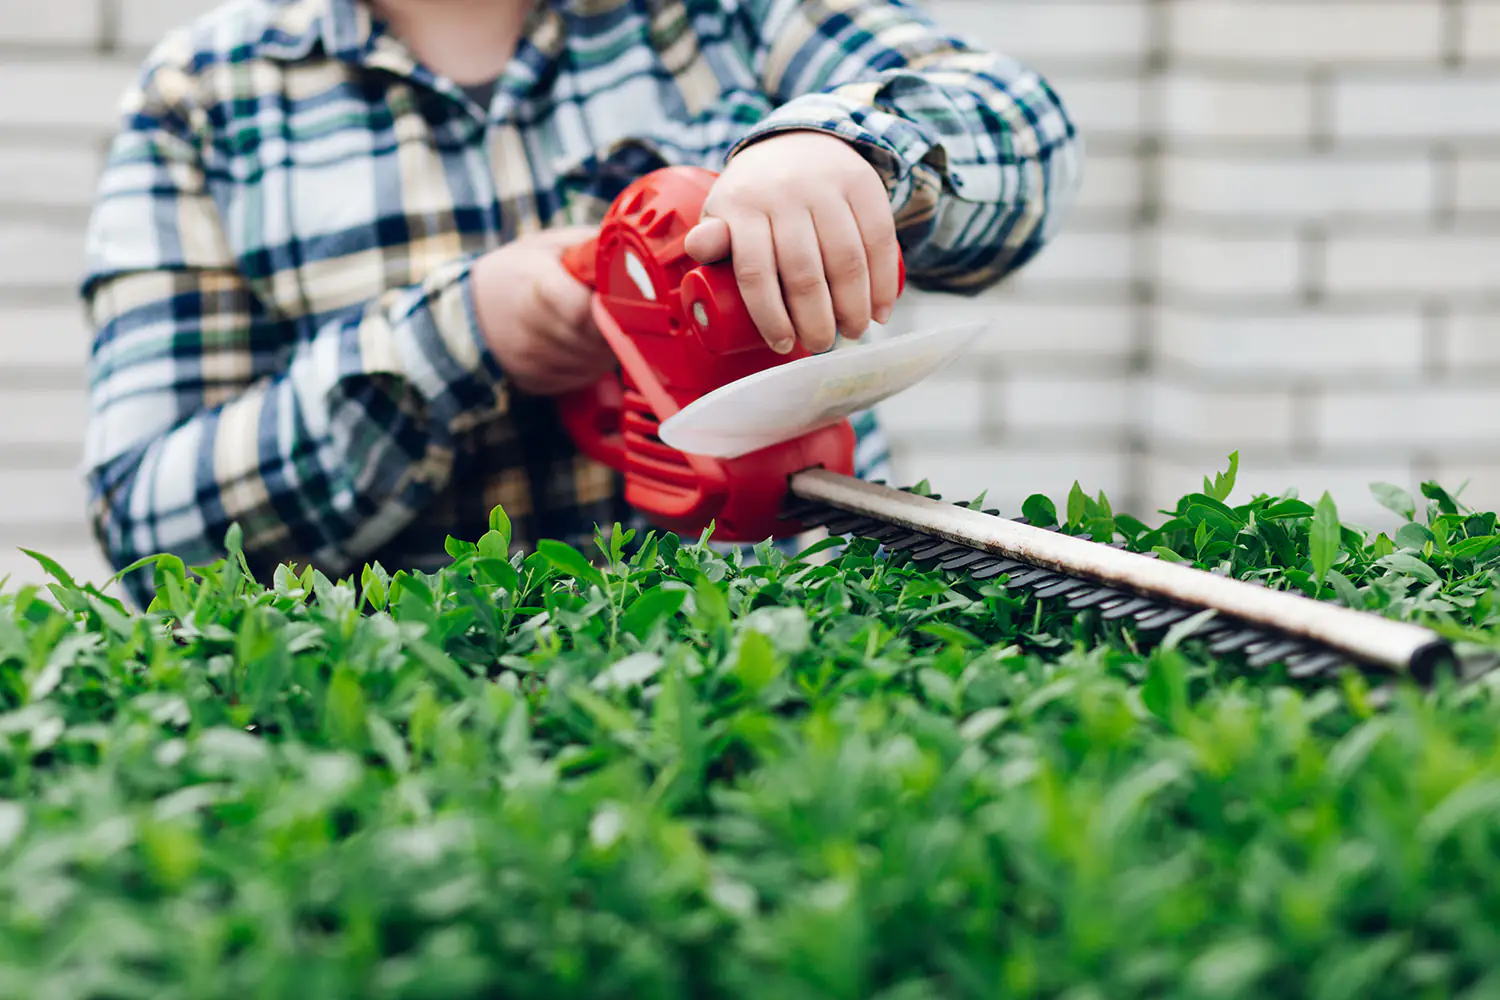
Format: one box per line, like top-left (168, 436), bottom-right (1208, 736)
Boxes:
top-left (1434, 144), bottom-right (1459, 227)
top-left (1156, 137), bottom-right (1500, 156)
top-left (99, 0), bottom-right (121, 53)
top-left (0, 524), bottom-right (102, 544)
top-left (0, 204), bottom-right (97, 225)
top-left (1444, 0), bottom-right (1465, 69)
top-left (0, 367), bottom-right (91, 389)
top-left (1422, 302), bottom-right (1449, 378)
top-left (1300, 224), bottom-right (1326, 307)
top-left (919, 288), bottom-right (1138, 307)
top-left (1145, 367), bottom-right (1481, 392)
top-left (0, 286), bottom-right (87, 307)
top-left (0, 48), bottom-right (138, 64)
top-left (1154, 289), bottom-right (1500, 311)
top-left (1154, 213), bottom-right (1474, 235)
top-left (0, 127), bottom-right (121, 143)
top-left (1148, 442), bottom-right (1500, 463)
top-left (892, 430), bottom-right (1136, 450)
top-left (1152, 215), bottom-right (1500, 237)
top-left (1165, 58), bottom-right (1467, 78)
top-left (0, 464), bottom-right (90, 480)
top-left (1129, 0), bottom-right (1171, 518)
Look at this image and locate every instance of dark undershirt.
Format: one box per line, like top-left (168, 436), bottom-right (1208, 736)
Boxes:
top-left (461, 80), bottom-right (498, 111)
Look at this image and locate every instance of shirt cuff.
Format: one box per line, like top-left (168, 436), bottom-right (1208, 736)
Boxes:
top-left (389, 255), bottom-right (509, 433)
top-left (728, 87), bottom-right (940, 218)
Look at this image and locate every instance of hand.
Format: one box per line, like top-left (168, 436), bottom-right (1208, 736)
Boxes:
top-left (470, 226), bottom-right (615, 396)
top-left (683, 131), bottom-right (901, 355)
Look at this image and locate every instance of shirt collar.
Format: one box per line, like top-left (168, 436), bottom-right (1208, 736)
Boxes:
top-left (260, 0), bottom-right (570, 79)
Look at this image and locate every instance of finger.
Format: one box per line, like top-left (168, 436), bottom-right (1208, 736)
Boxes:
top-left (725, 212), bottom-right (796, 354)
top-left (846, 173), bottom-right (901, 324)
top-left (683, 216), bottom-right (731, 263)
top-left (770, 209), bottom-right (836, 354)
top-left (811, 200), bottom-right (873, 341)
top-left (531, 224), bottom-right (602, 251)
top-left (535, 263), bottom-right (595, 332)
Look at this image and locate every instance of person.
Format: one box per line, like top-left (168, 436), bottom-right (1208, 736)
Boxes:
top-left (80, 0), bottom-right (1082, 608)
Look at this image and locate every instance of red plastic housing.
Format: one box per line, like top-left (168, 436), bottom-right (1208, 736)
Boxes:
top-left (556, 165), bottom-right (906, 542)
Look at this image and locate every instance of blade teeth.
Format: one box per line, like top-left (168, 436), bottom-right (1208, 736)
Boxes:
top-left (1286, 651), bottom-right (1347, 678)
top-left (782, 500), bottom-right (824, 521)
top-left (1100, 597), bottom-right (1158, 621)
top-left (1002, 567), bottom-right (1056, 589)
top-left (788, 488), bottom-right (1383, 687)
top-left (792, 506), bottom-right (841, 528)
top-left (1133, 607), bottom-right (1195, 632)
top-left (940, 550), bottom-right (993, 572)
top-left (1067, 587), bottom-right (1126, 610)
top-left (823, 514), bottom-right (880, 536)
top-left (1246, 639), bottom-right (1310, 669)
top-left (1208, 630), bottom-right (1266, 655)
top-left (1195, 624), bottom-right (1240, 643)
top-left (1033, 578), bottom-right (1091, 601)
top-left (886, 532), bottom-right (936, 553)
top-left (911, 540), bottom-right (967, 562)
top-left (970, 559), bottom-right (1028, 581)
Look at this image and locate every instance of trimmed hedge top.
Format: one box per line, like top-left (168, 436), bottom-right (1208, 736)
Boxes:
top-left (2, 459), bottom-right (1499, 999)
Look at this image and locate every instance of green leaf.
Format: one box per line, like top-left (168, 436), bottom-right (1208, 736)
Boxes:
top-left (488, 504), bottom-right (513, 548)
top-left (1448, 535), bottom-right (1498, 562)
top-left (536, 539), bottom-right (608, 590)
top-left (361, 565), bottom-right (388, 612)
top-left (1066, 482), bottom-right (1087, 529)
top-left (1261, 498), bottom-right (1317, 521)
top-left (1375, 552), bottom-right (1440, 586)
top-left (0, 801), bottom-right (24, 852)
top-left (729, 630), bottom-right (783, 694)
top-left (366, 714), bottom-right (410, 776)
top-left (621, 587), bottom-right (687, 640)
top-left (1372, 532), bottom-right (1396, 559)
top-left (1310, 491), bottom-right (1340, 586)
top-left (477, 530), bottom-right (509, 560)
top-left (1421, 481), bottom-right (1460, 516)
top-left (1370, 482), bottom-right (1416, 521)
top-left (1324, 570), bottom-right (1365, 609)
top-left (1203, 450), bottom-right (1239, 503)
top-left (1021, 494), bottom-right (1058, 528)
top-left (592, 652), bottom-right (665, 691)
top-left (1394, 521), bottom-right (1434, 551)
top-left (324, 667), bottom-right (368, 748)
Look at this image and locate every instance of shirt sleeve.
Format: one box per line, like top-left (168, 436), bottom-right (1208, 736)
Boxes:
top-left (81, 56), bottom-right (508, 603)
top-left (723, 0), bottom-right (1084, 294)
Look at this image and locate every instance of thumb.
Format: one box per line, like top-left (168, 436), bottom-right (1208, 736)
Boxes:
top-left (529, 224), bottom-right (602, 251)
top-left (684, 216), bottom-right (731, 264)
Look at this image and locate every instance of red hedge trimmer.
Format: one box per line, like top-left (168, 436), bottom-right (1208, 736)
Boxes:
top-left (552, 165), bottom-right (1455, 686)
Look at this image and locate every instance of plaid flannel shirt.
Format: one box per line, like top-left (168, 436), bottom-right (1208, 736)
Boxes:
top-left (81, 0), bottom-right (1082, 607)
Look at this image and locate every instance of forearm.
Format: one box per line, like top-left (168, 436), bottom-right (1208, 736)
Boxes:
top-left (84, 258), bottom-right (503, 592)
top-left (729, 0), bottom-right (1083, 293)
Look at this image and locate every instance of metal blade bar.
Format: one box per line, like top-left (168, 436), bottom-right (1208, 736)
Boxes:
top-left (788, 468), bottom-right (1455, 682)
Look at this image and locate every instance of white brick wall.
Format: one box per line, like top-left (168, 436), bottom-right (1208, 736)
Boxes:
top-left (0, 0), bottom-right (1496, 593)
top-left (1465, 3), bottom-right (1500, 63)
top-left (1168, 3), bottom-right (1446, 66)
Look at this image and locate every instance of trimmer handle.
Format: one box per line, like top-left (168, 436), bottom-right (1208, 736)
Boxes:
top-left (556, 239), bottom-right (629, 470)
top-left (679, 252), bottom-right (906, 357)
top-left (552, 164), bottom-right (907, 545)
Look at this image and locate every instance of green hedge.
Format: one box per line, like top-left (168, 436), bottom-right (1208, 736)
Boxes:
top-left (2, 458), bottom-right (1498, 999)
